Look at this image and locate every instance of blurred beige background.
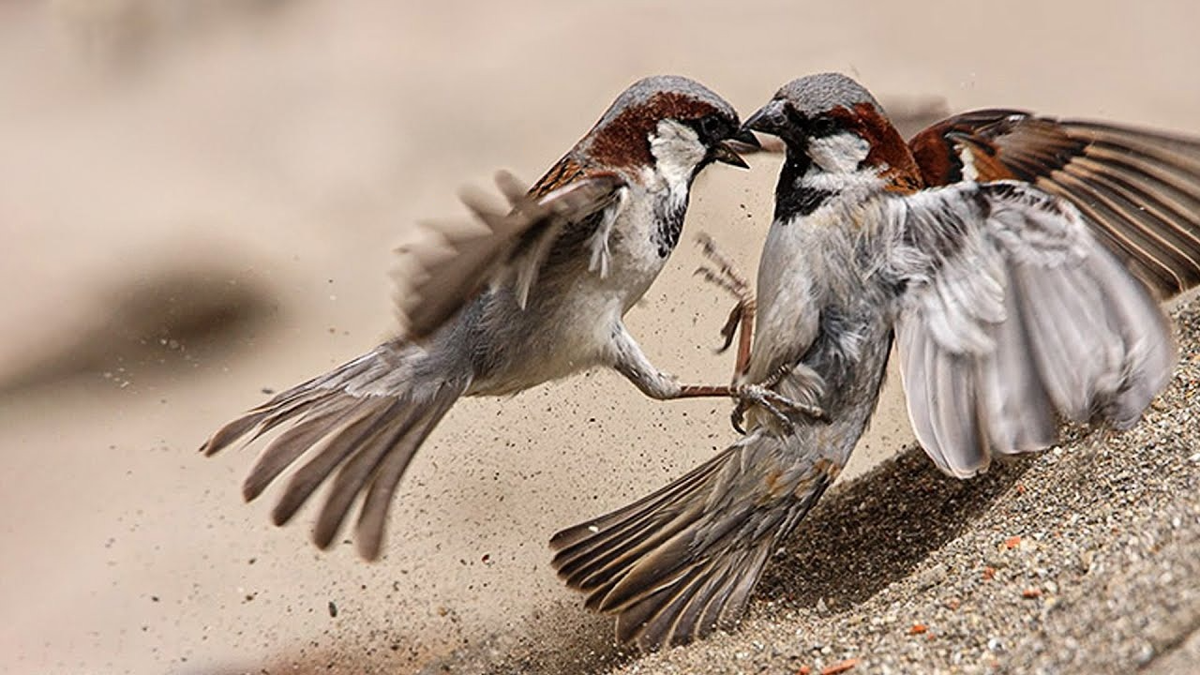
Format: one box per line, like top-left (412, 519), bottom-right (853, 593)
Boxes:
top-left (2, 1), bottom-right (1198, 673)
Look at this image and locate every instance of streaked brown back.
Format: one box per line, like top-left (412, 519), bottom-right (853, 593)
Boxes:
top-left (909, 110), bottom-right (1200, 298)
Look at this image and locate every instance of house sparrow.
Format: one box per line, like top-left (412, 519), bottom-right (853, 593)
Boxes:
top-left (201, 75), bottom-right (762, 561)
top-left (551, 72), bottom-right (1198, 650)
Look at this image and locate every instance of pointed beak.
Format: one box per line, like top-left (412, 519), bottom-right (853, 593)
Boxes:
top-left (708, 139), bottom-right (750, 169)
top-left (732, 127), bottom-right (761, 149)
top-left (740, 99), bottom-right (788, 138)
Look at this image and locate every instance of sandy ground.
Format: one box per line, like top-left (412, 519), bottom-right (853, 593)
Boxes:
top-left (445, 300), bottom-right (1200, 675)
top-left (2, 2), bottom-right (1199, 674)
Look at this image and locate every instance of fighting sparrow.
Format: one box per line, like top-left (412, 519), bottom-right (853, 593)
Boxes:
top-left (552, 73), bottom-right (1199, 649)
top-left (202, 75), bottom-right (758, 560)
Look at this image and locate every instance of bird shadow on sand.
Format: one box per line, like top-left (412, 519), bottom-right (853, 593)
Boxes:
top-left (757, 444), bottom-right (1034, 611)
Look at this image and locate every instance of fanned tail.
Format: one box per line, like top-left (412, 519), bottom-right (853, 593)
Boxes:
top-left (550, 433), bottom-right (834, 650)
top-left (200, 342), bottom-right (468, 560)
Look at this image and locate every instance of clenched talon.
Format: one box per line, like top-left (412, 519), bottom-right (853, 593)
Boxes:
top-left (694, 232), bottom-right (758, 381)
top-left (716, 303), bottom-right (744, 353)
top-left (730, 384), bottom-right (827, 433)
top-left (694, 234), bottom-right (752, 297)
top-left (730, 398), bottom-right (751, 434)
top-left (694, 236), bottom-right (755, 354)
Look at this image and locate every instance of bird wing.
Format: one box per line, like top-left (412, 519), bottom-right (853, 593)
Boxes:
top-left (391, 155), bottom-right (627, 340)
top-left (908, 110), bottom-right (1200, 298)
top-left (886, 180), bottom-right (1175, 478)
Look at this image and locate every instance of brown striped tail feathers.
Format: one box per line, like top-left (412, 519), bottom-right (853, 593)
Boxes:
top-left (200, 343), bottom-right (468, 560)
top-left (550, 434), bottom-right (834, 650)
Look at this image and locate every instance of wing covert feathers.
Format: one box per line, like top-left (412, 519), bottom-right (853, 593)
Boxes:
top-left (392, 166), bottom-right (625, 339)
top-left (893, 181), bottom-right (1175, 478)
top-left (910, 111), bottom-right (1200, 298)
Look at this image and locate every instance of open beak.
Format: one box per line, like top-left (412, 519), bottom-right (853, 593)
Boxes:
top-left (740, 99), bottom-right (788, 138)
top-left (709, 138), bottom-right (751, 169)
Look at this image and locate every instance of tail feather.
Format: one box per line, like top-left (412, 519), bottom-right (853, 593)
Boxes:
top-left (311, 399), bottom-right (411, 548)
top-left (549, 449), bottom-right (724, 569)
top-left (354, 394), bottom-right (456, 560)
top-left (201, 391), bottom-right (321, 458)
top-left (585, 532), bottom-right (698, 612)
top-left (616, 543), bottom-right (773, 649)
top-left (616, 559), bottom-right (722, 646)
top-left (573, 517), bottom-right (696, 600)
top-left (597, 512), bottom-right (743, 612)
top-left (269, 399), bottom-right (396, 528)
top-left (241, 397), bottom-right (366, 501)
top-left (697, 547), bottom-right (766, 634)
top-left (201, 384), bottom-right (335, 460)
top-left (720, 544), bottom-right (774, 622)
top-left (199, 342), bottom-right (468, 559)
top-left (551, 436), bottom-right (834, 650)
top-left (553, 452), bottom-right (733, 597)
top-left (201, 413), bottom-right (266, 457)
top-left (618, 566), bottom-right (705, 644)
top-left (550, 451), bottom-right (728, 563)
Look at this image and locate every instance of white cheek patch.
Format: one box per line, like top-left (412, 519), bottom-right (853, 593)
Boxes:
top-left (807, 131), bottom-right (871, 174)
top-left (649, 119), bottom-right (707, 193)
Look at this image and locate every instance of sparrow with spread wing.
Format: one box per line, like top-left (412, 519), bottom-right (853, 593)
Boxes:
top-left (201, 75), bottom-right (761, 560)
top-left (551, 73), bottom-right (1198, 650)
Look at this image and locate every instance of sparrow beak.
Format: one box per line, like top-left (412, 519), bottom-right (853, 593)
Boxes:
top-left (727, 127), bottom-right (762, 154)
top-left (708, 139), bottom-right (750, 169)
top-left (741, 99), bottom-right (788, 138)
top-left (732, 127), bottom-right (761, 149)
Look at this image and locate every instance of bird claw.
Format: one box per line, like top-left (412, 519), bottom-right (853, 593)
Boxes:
top-left (693, 233), bottom-right (755, 351)
top-left (730, 384), bottom-right (827, 434)
top-left (694, 234), bottom-right (752, 298)
top-left (715, 303), bottom-right (743, 354)
top-left (730, 399), bottom-right (750, 434)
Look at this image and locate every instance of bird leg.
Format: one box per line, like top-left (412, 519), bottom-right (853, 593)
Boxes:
top-left (611, 233), bottom-right (827, 432)
top-left (692, 234), bottom-right (827, 432)
top-left (609, 324), bottom-right (819, 428)
top-left (614, 347), bottom-right (826, 434)
top-left (693, 233), bottom-right (755, 380)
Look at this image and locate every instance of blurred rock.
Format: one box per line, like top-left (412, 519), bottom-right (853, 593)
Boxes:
top-left (0, 256), bottom-right (273, 394)
top-left (50, 0), bottom-right (304, 71)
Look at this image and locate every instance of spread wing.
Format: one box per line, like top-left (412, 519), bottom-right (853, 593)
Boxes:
top-left (909, 110), bottom-right (1200, 297)
top-left (886, 181), bottom-right (1176, 478)
top-left (391, 155), bottom-right (627, 339)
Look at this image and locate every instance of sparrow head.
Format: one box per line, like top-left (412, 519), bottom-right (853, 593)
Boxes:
top-left (580, 75), bottom-right (756, 182)
top-left (743, 73), bottom-right (920, 191)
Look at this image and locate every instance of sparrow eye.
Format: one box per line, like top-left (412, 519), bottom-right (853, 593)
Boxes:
top-left (697, 114), bottom-right (724, 142)
top-left (809, 116), bottom-right (838, 137)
